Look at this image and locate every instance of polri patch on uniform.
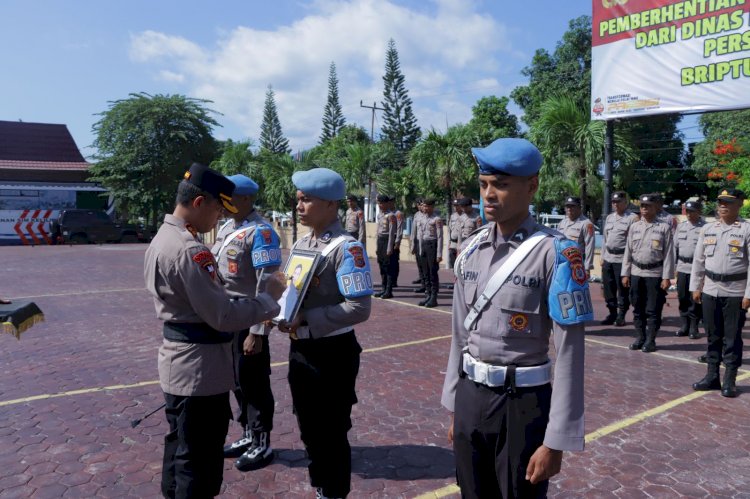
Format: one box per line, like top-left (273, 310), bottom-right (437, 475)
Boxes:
top-left (320, 231), bottom-right (332, 242)
top-left (228, 259), bottom-right (239, 274)
top-left (561, 246), bottom-right (586, 286)
top-left (227, 249), bottom-right (238, 257)
top-left (651, 239), bottom-right (662, 250)
top-left (729, 239), bottom-right (741, 247)
top-left (192, 250), bottom-right (217, 280)
top-left (704, 237), bottom-right (717, 245)
top-left (348, 245), bottom-right (367, 268)
top-left (259, 227), bottom-right (273, 245)
top-left (509, 313), bottom-right (529, 332)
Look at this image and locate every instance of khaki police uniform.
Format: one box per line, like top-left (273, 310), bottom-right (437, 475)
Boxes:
top-left (458, 208), bottom-right (483, 247)
top-left (344, 207), bottom-right (365, 243)
top-left (442, 216), bottom-right (588, 498)
top-left (557, 214), bottom-right (596, 271)
top-left (601, 210), bottom-right (639, 321)
top-left (287, 221), bottom-right (373, 498)
top-left (417, 211), bottom-right (443, 306)
top-left (145, 214), bottom-right (280, 498)
top-left (212, 210), bottom-right (280, 467)
top-left (375, 209), bottom-right (398, 297)
top-left (690, 218), bottom-right (750, 376)
top-left (448, 208), bottom-right (462, 268)
top-left (621, 216), bottom-right (675, 351)
top-left (674, 217), bottom-right (705, 337)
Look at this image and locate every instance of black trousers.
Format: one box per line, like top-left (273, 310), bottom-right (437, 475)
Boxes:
top-left (676, 272), bottom-right (702, 322)
top-left (414, 244), bottom-right (426, 284)
top-left (393, 247), bottom-right (401, 284)
top-left (701, 294), bottom-right (745, 369)
top-left (376, 236), bottom-right (398, 285)
top-left (630, 275), bottom-right (666, 331)
top-left (234, 331), bottom-right (274, 433)
top-left (448, 247), bottom-right (458, 269)
top-left (419, 240), bottom-right (440, 293)
top-left (601, 260), bottom-right (629, 314)
top-left (288, 331), bottom-right (362, 498)
top-left (162, 392), bottom-right (232, 499)
top-left (453, 376), bottom-right (551, 499)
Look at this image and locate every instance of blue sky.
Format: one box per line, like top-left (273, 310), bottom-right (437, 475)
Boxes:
top-left (1, 0), bottom-right (598, 158)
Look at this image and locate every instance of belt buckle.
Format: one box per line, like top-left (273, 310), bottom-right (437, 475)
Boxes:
top-left (474, 362), bottom-right (489, 385)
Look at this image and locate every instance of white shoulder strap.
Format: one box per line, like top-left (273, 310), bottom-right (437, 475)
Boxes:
top-left (463, 231), bottom-right (549, 331)
top-left (216, 220), bottom-right (254, 259)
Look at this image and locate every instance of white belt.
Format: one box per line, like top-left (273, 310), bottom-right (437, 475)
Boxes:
top-left (462, 352), bottom-right (552, 388)
top-left (294, 325), bottom-right (352, 340)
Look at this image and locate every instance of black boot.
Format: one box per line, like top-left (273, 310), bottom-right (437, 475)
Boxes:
top-left (629, 329), bottom-right (645, 350)
top-left (424, 290), bottom-right (438, 308)
top-left (413, 286), bottom-right (426, 293)
top-left (411, 278), bottom-right (422, 284)
top-left (374, 275), bottom-right (387, 298)
top-left (418, 292), bottom-right (430, 306)
top-left (235, 431), bottom-right (273, 471)
top-left (641, 329), bottom-right (657, 352)
top-left (692, 364), bottom-right (721, 391)
top-left (600, 308), bottom-right (617, 326)
top-left (721, 367), bottom-right (739, 398)
top-left (675, 316), bottom-right (689, 336)
top-left (697, 353), bottom-right (708, 363)
top-left (688, 319), bottom-right (700, 339)
top-left (614, 311), bottom-right (626, 327)
top-left (224, 426), bottom-right (253, 458)
top-left (380, 277), bottom-right (394, 299)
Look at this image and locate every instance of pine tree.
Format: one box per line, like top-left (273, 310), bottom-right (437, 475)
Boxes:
top-left (259, 85), bottom-right (291, 154)
top-left (381, 39), bottom-right (420, 153)
top-left (320, 62), bottom-right (346, 144)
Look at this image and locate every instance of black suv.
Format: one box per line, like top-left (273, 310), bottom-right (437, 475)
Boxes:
top-left (50, 210), bottom-right (141, 244)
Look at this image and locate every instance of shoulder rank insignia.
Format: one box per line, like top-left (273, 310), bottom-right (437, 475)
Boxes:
top-left (549, 238), bottom-right (593, 325)
top-left (336, 241), bottom-right (373, 298)
top-left (251, 224), bottom-right (282, 268)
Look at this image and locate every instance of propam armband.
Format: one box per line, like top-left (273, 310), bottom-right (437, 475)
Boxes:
top-left (548, 238), bottom-right (593, 325)
top-left (336, 241), bottom-right (374, 298)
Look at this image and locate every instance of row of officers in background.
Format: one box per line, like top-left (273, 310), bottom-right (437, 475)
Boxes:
top-left (558, 189), bottom-right (746, 399)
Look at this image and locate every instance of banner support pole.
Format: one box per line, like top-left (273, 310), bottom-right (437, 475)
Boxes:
top-left (603, 120), bottom-right (614, 222)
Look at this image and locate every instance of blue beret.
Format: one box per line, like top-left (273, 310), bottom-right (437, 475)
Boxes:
top-left (227, 174), bottom-right (259, 196)
top-left (471, 138), bottom-right (543, 176)
top-left (292, 168), bottom-right (346, 201)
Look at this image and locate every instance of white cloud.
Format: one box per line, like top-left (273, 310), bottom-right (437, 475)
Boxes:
top-left (129, 0), bottom-right (518, 151)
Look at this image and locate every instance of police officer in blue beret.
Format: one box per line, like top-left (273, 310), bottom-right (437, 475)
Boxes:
top-left (442, 138), bottom-right (590, 498)
top-left (213, 174), bottom-right (282, 472)
top-left (277, 168), bottom-right (373, 498)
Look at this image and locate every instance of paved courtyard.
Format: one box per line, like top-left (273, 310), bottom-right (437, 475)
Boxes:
top-left (1, 243), bottom-right (749, 498)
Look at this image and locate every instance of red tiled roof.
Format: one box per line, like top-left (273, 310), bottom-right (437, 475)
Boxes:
top-left (0, 160), bottom-right (90, 171)
top-left (0, 120), bottom-right (86, 162)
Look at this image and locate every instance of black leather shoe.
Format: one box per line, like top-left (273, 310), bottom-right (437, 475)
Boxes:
top-left (413, 287), bottom-right (426, 294)
top-left (223, 429), bottom-right (253, 458)
top-left (629, 339), bottom-right (645, 350)
top-left (693, 375), bottom-right (721, 391)
top-left (235, 432), bottom-right (273, 472)
top-left (411, 279), bottom-right (422, 284)
top-left (424, 293), bottom-right (438, 308)
top-left (698, 354), bottom-right (707, 363)
top-left (641, 341), bottom-right (656, 353)
top-left (380, 290), bottom-right (393, 299)
top-left (722, 370), bottom-right (739, 398)
top-left (418, 295), bottom-right (430, 306)
top-left (614, 315), bottom-right (626, 327)
top-left (600, 315), bottom-right (616, 326)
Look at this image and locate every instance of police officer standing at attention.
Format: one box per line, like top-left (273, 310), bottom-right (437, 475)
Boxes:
top-left (448, 199), bottom-right (463, 268)
top-left (411, 199), bottom-right (427, 292)
top-left (601, 191), bottom-right (638, 326)
top-left (674, 200), bottom-right (705, 339)
top-left (277, 167), bottom-right (373, 499)
top-left (212, 174), bottom-right (281, 472)
top-left (457, 197), bottom-right (483, 247)
top-left (389, 197), bottom-right (405, 287)
top-left (621, 194), bottom-right (675, 353)
top-left (375, 194), bottom-right (397, 299)
top-left (417, 198), bottom-right (443, 308)
top-left (344, 195), bottom-right (365, 243)
top-left (690, 188), bottom-right (750, 398)
top-left (654, 193), bottom-right (678, 233)
top-left (557, 196), bottom-right (596, 274)
top-left (144, 163), bottom-right (286, 499)
top-left (442, 138), bottom-right (590, 498)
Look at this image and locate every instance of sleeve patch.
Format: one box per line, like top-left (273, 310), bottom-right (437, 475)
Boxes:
top-left (549, 239), bottom-right (593, 325)
top-left (337, 241), bottom-right (374, 298)
top-left (587, 224), bottom-right (594, 237)
top-left (251, 224), bottom-right (282, 268)
top-left (192, 250), bottom-right (217, 280)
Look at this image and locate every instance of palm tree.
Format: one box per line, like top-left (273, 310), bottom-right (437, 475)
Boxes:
top-left (210, 139), bottom-right (255, 176)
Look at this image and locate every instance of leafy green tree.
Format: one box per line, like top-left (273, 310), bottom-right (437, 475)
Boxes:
top-left (259, 85), bottom-right (291, 155)
top-left (210, 139), bottom-right (255, 177)
top-left (511, 16), bottom-right (592, 128)
top-left (468, 96), bottom-right (520, 143)
top-left (381, 39), bottom-right (421, 154)
top-left (320, 62), bottom-right (346, 143)
top-left (691, 109), bottom-right (750, 175)
top-left (90, 92), bottom-right (219, 226)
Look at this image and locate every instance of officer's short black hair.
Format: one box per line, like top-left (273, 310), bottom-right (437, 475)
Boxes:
top-left (176, 180), bottom-right (210, 207)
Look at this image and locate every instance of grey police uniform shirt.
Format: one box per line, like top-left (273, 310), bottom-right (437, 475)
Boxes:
top-left (410, 211), bottom-right (424, 251)
top-left (458, 209), bottom-right (483, 247)
top-left (291, 221), bottom-right (372, 339)
top-left (144, 214), bottom-right (281, 397)
top-left (674, 218), bottom-right (705, 274)
top-left (376, 210), bottom-right (397, 254)
top-left (621, 218), bottom-right (675, 279)
top-left (441, 216), bottom-right (585, 451)
top-left (602, 210), bottom-right (638, 264)
top-left (212, 211), bottom-right (280, 335)
top-left (449, 211), bottom-right (462, 250)
top-left (394, 209), bottom-right (405, 247)
top-left (344, 207), bottom-right (366, 243)
top-left (689, 218), bottom-right (750, 298)
top-left (557, 215), bottom-right (595, 270)
top-left (417, 213), bottom-right (444, 259)
top-left (657, 210), bottom-right (678, 233)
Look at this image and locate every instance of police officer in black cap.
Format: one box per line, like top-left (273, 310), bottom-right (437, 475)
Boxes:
top-left (674, 200), bottom-right (705, 338)
top-left (375, 194), bottom-right (397, 299)
top-left (690, 188), bottom-right (750, 397)
top-left (601, 191), bottom-right (638, 326)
